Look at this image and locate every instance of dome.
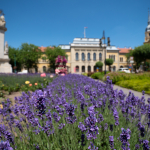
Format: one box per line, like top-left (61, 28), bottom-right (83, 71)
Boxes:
top-left (146, 24), bottom-right (150, 32)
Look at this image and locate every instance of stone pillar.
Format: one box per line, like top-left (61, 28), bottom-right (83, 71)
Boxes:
top-left (91, 65), bottom-right (94, 72)
top-left (0, 30), bottom-right (4, 59)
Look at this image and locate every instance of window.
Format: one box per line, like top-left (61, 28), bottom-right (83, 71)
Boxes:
top-left (88, 66), bottom-right (91, 72)
top-left (35, 67), bottom-right (38, 73)
top-left (76, 53), bottom-right (79, 61)
top-left (99, 53), bottom-right (102, 61)
top-left (109, 55), bottom-right (115, 61)
top-left (94, 66), bottom-right (97, 72)
top-left (113, 66), bottom-right (116, 72)
top-left (93, 53), bottom-right (96, 61)
top-left (76, 66), bottom-right (79, 72)
top-left (149, 33), bottom-right (150, 36)
top-left (82, 53), bottom-right (85, 61)
top-left (88, 53), bottom-right (90, 61)
top-left (120, 57), bottom-right (123, 62)
top-left (43, 66), bottom-right (46, 73)
top-left (82, 66), bottom-right (85, 72)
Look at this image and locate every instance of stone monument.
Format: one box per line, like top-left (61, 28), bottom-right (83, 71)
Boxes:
top-left (0, 10), bottom-right (12, 73)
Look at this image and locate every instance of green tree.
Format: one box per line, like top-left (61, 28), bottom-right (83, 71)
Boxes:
top-left (45, 46), bottom-right (66, 71)
top-left (19, 43), bottom-right (42, 72)
top-left (8, 46), bottom-right (22, 72)
top-left (132, 44), bottom-right (150, 65)
top-left (95, 61), bottom-right (103, 69)
top-left (105, 59), bottom-right (114, 71)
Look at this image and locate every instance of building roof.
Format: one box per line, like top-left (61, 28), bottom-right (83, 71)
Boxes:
top-left (38, 46), bottom-right (54, 52)
top-left (106, 46), bottom-right (119, 51)
top-left (117, 47), bottom-right (133, 53)
top-left (59, 45), bottom-right (70, 49)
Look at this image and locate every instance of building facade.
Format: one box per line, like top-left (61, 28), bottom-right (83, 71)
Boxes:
top-left (59, 38), bottom-right (121, 74)
top-left (118, 47), bottom-right (132, 68)
top-left (144, 10), bottom-right (150, 44)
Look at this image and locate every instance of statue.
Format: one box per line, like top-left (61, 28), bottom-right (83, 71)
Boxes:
top-left (107, 37), bottom-right (110, 46)
top-left (4, 41), bottom-right (8, 54)
top-left (99, 39), bottom-right (102, 47)
top-left (0, 10), bottom-right (5, 27)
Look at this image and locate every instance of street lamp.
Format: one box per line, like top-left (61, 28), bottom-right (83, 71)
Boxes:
top-left (14, 54), bottom-right (16, 73)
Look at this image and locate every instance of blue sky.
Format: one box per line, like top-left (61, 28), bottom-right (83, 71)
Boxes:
top-left (1, 0), bottom-right (150, 49)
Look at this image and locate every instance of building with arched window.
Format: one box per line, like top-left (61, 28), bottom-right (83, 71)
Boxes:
top-left (59, 37), bottom-right (121, 74)
top-left (93, 53), bottom-right (96, 61)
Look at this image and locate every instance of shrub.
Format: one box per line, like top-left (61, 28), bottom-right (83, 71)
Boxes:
top-left (87, 72), bottom-right (95, 77)
top-left (82, 72), bottom-right (88, 76)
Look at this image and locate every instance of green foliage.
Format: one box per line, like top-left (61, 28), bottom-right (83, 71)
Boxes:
top-left (105, 59), bottom-right (113, 66)
top-left (45, 46), bottom-right (66, 70)
top-left (132, 44), bottom-right (150, 65)
top-left (95, 61), bottom-right (103, 68)
top-left (19, 43), bottom-right (42, 71)
top-left (82, 73), bottom-right (88, 76)
top-left (91, 71), bottom-right (110, 80)
top-left (8, 46), bottom-right (22, 72)
top-left (0, 74), bottom-right (55, 94)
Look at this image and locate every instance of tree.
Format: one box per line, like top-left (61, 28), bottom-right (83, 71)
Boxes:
top-left (132, 44), bottom-right (150, 65)
top-left (105, 59), bottom-right (114, 71)
top-left (95, 61), bottom-right (103, 71)
top-left (8, 46), bottom-right (22, 72)
top-left (19, 43), bottom-right (42, 72)
top-left (45, 46), bottom-right (66, 71)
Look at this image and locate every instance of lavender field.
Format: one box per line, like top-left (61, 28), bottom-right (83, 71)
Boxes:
top-left (0, 74), bottom-right (150, 150)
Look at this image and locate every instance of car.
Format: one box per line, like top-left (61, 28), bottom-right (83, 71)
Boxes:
top-left (118, 68), bottom-right (130, 73)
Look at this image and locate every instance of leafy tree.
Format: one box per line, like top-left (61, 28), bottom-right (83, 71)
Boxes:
top-left (19, 43), bottom-right (42, 72)
top-left (132, 44), bottom-right (150, 63)
top-left (8, 46), bottom-right (22, 72)
top-left (45, 46), bottom-right (66, 71)
top-left (105, 59), bottom-right (114, 71)
top-left (95, 61), bottom-right (103, 68)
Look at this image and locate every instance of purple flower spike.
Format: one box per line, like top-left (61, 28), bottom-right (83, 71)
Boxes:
top-left (109, 136), bottom-right (114, 149)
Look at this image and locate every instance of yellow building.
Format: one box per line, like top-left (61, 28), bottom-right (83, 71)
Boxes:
top-left (117, 47), bottom-right (133, 68)
top-left (36, 46), bottom-right (54, 73)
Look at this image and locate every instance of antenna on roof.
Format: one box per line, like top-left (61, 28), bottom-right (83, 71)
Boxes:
top-left (84, 27), bottom-right (88, 38)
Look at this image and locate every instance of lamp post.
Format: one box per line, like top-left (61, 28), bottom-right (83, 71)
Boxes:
top-left (14, 54), bottom-right (16, 73)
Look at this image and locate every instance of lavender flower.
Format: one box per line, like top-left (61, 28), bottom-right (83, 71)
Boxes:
top-left (109, 136), bottom-right (114, 149)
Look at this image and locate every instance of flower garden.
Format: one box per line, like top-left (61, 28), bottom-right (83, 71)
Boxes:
top-left (0, 73), bottom-right (150, 149)
top-left (0, 73), bottom-right (55, 96)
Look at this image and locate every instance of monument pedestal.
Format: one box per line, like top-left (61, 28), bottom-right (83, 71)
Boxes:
top-left (0, 11), bottom-right (12, 73)
top-left (0, 58), bottom-right (12, 73)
